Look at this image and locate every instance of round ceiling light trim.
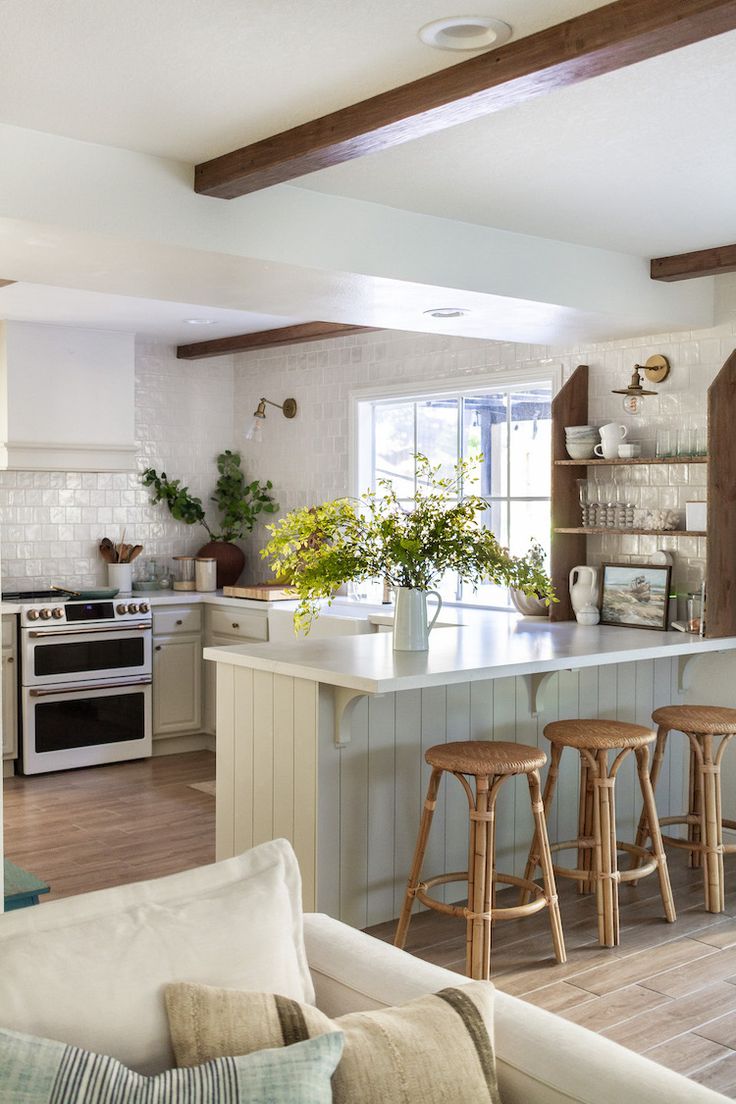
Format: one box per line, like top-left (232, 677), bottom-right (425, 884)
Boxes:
top-left (424, 307), bottom-right (470, 319)
top-left (183, 318), bottom-right (217, 326)
top-left (418, 16), bottom-right (512, 52)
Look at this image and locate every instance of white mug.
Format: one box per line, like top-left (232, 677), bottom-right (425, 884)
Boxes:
top-left (599, 422), bottom-right (627, 441)
top-left (594, 440), bottom-right (620, 460)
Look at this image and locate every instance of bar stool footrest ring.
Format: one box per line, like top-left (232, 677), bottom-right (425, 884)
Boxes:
top-left (415, 871), bottom-right (553, 922)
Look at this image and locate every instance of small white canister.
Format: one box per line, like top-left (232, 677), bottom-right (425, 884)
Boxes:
top-left (195, 557), bottom-right (217, 592)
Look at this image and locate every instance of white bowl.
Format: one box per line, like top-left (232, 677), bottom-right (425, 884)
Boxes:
top-left (565, 442), bottom-right (596, 459)
top-left (565, 425), bottom-right (597, 437)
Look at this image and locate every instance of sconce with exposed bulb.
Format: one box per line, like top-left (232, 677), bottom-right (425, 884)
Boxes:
top-left (245, 397), bottom-right (297, 442)
top-left (611, 355), bottom-right (670, 415)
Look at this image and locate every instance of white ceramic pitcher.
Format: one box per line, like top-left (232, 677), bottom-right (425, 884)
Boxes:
top-left (569, 565), bottom-right (599, 614)
top-left (594, 422), bottom-right (628, 460)
top-left (393, 588), bottom-right (443, 651)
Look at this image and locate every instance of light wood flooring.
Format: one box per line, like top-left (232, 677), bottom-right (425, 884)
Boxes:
top-left (3, 750), bottom-right (215, 900)
top-left (368, 849), bottom-right (736, 1097)
top-left (5, 753), bottom-right (736, 1095)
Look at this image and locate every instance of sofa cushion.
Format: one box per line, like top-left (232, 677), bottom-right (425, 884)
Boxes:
top-left (165, 980), bottom-right (501, 1104)
top-left (0, 840), bottom-right (313, 1075)
top-left (0, 1026), bottom-right (342, 1104)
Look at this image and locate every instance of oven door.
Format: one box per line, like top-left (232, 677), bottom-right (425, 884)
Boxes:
top-left (22, 623), bottom-right (151, 686)
top-left (21, 677), bottom-right (152, 774)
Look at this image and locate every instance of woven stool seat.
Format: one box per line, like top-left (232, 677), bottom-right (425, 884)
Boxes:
top-left (396, 739), bottom-right (565, 979)
top-left (635, 705), bottom-right (736, 913)
top-left (523, 719), bottom-right (675, 948)
top-left (426, 740), bottom-right (546, 776)
top-left (545, 719), bottom-right (654, 751)
top-left (651, 705), bottom-right (736, 735)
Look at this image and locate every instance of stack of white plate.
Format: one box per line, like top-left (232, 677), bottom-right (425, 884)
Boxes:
top-left (565, 425), bottom-right (597, 459)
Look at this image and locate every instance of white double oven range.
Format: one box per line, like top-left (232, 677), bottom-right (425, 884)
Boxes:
top-left (5, 591), bottom-right (153, 775)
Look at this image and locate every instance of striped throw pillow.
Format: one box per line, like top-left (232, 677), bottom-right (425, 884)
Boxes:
top-left (166, 981), bottom-right (500, 1104)
top-left (0, 1026), bottom-right (343, 1103)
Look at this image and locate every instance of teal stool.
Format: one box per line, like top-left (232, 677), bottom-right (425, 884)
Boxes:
top-left (3, 859), bottom-right (50, 911)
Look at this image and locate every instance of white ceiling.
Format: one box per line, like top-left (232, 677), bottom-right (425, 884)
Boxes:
top-left (0, 283), bottom-right (305, 344)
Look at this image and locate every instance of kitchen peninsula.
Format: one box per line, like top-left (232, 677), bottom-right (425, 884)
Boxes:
top-left (205, 614), bottom-right (736, 927)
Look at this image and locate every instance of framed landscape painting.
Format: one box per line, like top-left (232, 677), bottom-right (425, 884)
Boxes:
top-left (599, 563), bottom-right (672, 631)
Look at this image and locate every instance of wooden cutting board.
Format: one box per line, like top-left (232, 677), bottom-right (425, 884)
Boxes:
top-left (222, 583), bottom-right (297, 601)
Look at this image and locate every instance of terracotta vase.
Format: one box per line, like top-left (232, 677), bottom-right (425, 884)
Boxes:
top-left (196, 541), bottom-right (245, 588)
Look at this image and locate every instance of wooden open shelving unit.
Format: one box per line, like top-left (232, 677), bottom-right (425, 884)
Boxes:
top-left (550, 353), bottom-right (736, 637)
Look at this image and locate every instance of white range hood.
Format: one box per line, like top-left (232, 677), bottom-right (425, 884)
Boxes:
top-left (0, 321), bottom-right (136, 471)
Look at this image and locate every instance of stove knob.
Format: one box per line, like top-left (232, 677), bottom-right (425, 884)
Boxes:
top-left (138, 602), bottom-right (150, 613)
top-left (116, 603), bottom-right (128, 615)
top-left (39, 608), bottom-right (53, 620)
top-left (27, 609), bottom-right (40, 621)
top-left (52, 607), bottom-right (64, 619)
top-left (128, 603), bottom-right (139, 614)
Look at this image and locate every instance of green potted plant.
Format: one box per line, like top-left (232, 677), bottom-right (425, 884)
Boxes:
top-left (262, 454), bottom-right (555, 649)
top-left (142, 451), bottom-right (278, 587)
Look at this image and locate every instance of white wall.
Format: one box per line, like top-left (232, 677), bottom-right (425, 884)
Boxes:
top-left (0, 342), bottom-right (235, 591)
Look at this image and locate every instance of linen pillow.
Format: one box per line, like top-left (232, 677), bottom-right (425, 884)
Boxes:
top-left (0, 839), bottom-right (313, 1074)
top-left (0, 1026), bottom-right (342, 1104)
top-left (166, 980), bottom-right (501, 1104)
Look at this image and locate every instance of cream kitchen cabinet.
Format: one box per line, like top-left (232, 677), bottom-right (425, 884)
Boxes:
top-left (152, 605), bottom-right (202, 739)
top-left (2, 615), bottom-right (18, 763)
top-left (203, 605), bottom-right (268, 736)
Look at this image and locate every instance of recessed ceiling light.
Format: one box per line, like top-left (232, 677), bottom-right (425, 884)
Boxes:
top-left (418, 15), bottom-right (512, 52)
top-left (183, 318), bottom-right (217, 326)
top-left (423, 307), bottom-right (470, 319)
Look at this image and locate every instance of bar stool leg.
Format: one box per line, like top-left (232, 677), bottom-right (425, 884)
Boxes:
top-left (468, 775), bottom-right (492, 980)
top-left (577, 759), bottom-right (594, 894)
top-left (690, 741), bottom-right (703, 869)
top-left (698, 733), bottom-right (725, 914)
top-left (633, 726), bottom-right (668, 858)
top-left (521, 744), bottom-right (562, 903)
top-left (636, 745), bottom-right (676, 924)
top-left (528, 769), bottom-right (566, 964)
top-left (591, 749), bottom-right (619, 948)
top-left (395, 767), bottom-right (442, 950)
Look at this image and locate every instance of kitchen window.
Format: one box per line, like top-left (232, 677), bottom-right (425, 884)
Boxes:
top-left (353, 373), bottom-right (555, 608)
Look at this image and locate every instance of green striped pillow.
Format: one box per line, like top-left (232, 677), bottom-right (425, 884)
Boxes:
top-left (0, 1026), bottom-right (342, 1103)
top-left (166, 981), bottom-right (500, 1104)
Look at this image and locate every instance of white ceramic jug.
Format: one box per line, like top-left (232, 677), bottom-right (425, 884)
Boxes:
top-left (569, 565), bottom-right (599, 614)
top-left (393, 587), bottom-right (442, 651)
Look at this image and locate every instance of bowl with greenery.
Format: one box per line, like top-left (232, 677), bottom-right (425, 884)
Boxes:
top-left (142, 450), bottom-right (278, 587)
top-left (262, 454), bottom-right (555, 648)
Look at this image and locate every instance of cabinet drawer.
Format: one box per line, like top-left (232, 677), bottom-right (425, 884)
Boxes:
top-left (2, 616), bottom-right (16, 647)
top-left (152, 606), bottom-right (202, 636)
top-left (208, 607), bottom-right (268, 641)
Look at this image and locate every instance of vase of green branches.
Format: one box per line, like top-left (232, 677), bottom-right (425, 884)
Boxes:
top-left (262, 454), bottom-right (555, 650)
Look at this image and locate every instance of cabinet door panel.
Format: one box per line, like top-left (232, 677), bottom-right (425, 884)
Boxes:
top-left (153, 635), bottom-right (202, 737)
top-left (2, 648), bottom-right (18, 758)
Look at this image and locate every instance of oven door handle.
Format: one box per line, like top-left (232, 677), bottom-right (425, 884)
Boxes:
top-left (28, 623), bottom-right (150, 638)
top-left (29, 677), bottom-right (152, 697)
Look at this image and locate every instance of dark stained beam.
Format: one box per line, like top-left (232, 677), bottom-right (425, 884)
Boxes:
top-left (177, 321), bottom-right (380, 360)
top-left (195, 0), bottom-right (736, 199)
top-left (651, 243), bottom-right (736, 282)
top-left (0, 280), bottom-right (16, 288)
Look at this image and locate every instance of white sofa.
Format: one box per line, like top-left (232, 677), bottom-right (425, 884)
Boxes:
top-left (0, 841), bottom-right (725, 1103)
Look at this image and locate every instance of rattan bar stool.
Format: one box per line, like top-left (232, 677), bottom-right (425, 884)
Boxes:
top-left (634, 705), bottom-right (736, 913)
top-left (394, 740), bottom-right (566, 981)
top-left (523, 719), bottom-right (676, 948)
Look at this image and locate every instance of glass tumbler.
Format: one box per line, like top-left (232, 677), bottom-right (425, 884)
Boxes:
top-left (656, 429), bottom-right (673, 459)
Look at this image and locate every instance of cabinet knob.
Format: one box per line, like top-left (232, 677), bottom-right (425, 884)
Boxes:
top-left (155, 645), bottom-right (162, 651)
top-left (232, 623), bottom-right (240, 629)
top-left (176, 619), bottom-right (183, 626)
top-left (6, 656), bottom-right (13, 664)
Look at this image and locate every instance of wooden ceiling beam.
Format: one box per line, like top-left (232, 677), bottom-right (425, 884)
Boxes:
top-left (650, 243), bottom-right (736, 282)
top-left (195, 0), bottom-right (736, 199)
top-left (177, 320), bottom-right (379, 359)
top-left (0, 280), bottom-right (16, 288)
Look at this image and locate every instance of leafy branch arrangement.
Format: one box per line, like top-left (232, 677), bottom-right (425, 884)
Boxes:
top-left (262, 453), bottom-right (555, 632)
top-left (142, 450), bottom-right (278, 542)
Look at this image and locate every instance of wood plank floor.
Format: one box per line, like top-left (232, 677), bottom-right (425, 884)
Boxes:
top-left (3, 751), bottom-right (215, 900)
top-left (5, 753), bottom-right (736, 1094)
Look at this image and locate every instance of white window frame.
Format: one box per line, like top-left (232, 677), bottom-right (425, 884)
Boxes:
top-left (348, 365), bottom-right (562, 609)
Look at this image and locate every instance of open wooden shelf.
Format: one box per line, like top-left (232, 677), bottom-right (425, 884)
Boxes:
top-left (555, 456), bottom-right (708, 467)
top-left (554, 528), bottom-right (706, 537)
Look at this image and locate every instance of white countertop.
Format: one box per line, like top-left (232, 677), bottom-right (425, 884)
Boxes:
top-left (203, 611), bottom-right (736, 693)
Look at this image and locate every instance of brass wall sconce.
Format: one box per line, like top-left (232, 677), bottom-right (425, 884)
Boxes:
top-left (612, 354), bottom-right (670, 415)
top-left (245, 396), bottom-right (297, 442)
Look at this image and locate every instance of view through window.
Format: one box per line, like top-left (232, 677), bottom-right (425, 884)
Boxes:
top-left (356, 380), bottom-right (553, 608)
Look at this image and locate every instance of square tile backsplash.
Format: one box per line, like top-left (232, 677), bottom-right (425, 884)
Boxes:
top-left (1, 274), bottom-right (735, 597)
